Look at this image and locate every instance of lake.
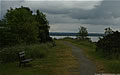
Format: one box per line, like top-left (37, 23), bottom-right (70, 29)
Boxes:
top-left (50, 36), bottom-right (101, 42)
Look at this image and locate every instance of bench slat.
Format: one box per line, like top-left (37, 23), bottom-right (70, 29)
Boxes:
top-left (19, 54), bottom-right (25, 57)
top-left (21, 59), bottom-right (32, 63)
top-left (19, 51), bottom-right (25, 54)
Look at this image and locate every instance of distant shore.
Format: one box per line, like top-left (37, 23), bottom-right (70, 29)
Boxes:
top-left (49, 32), bottom-right (104, 37)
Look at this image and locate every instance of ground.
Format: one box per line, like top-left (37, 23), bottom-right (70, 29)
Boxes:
top-left (0, 40), bottom-right (79, 75)
top-left (63, 38), bottom-right (120, 73)
top-left (63, 41), bottom-right (96, 75)
top-left (0, 39), bottom-right (120, 75)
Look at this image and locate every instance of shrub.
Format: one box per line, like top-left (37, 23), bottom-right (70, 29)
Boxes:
top-left (0, 43), bottom-right (52, 63)
top-left (96, 31), bottom-right (120, 59)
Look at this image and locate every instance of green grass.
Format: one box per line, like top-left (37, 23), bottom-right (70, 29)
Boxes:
top-left (1, 38), bottom-right (119, 74)
top-left (63, 38), bottom-right (120, 73)
top-left (0, 43), bottom-right (52, 63)
top-left (0, 40), bottom-right (79, 75)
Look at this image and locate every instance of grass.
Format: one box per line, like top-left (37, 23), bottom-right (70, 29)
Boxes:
top-left (63, 38), bottom-right (120, 73)
top-left (0, 43), bottom-right (51, 63)
top-left (0, 40), bottom-right (79, 75)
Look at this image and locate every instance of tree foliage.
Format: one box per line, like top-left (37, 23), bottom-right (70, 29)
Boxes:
top-left (96, 31), bottom-right (120, 59)
top-left (104, 27), bottom-right (113, 35)
top-left (35, 10), bottom-right (50, 43)
top-left (77, 26), bottom-right (88, 39)
top-left (0, 6), bottom-right (50, 47)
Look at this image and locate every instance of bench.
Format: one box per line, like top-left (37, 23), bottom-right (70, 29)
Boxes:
top-left (18, 51), bottom-right (32, 66)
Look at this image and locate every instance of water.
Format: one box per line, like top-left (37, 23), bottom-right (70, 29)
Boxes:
top-left (50, 36), bottom-right (101, 42)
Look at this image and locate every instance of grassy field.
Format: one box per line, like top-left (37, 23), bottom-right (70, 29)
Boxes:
top-left (63, 38), bottom-right (120, 73)
top-left (0, 40), bottom-right (79, 75)
top-left (0, 38), bottom-right (119, 74)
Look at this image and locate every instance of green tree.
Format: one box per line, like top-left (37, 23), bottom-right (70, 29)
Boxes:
top-left (105, 27), bottom-right (113, 35)
top-left (35, 10), bottom-right (50, 43)
top-left (0, 6), bottom-right (51, 47)
top-left (1, 6), bottom-right (39, 46)
top-left (96, 31), bottom-right (120, 59)
top-left (0, 19), bottom-right (6, 27)
top-left (77, 26), bottom-right (88, 39)
top-left (0, 20), bottom-right (1, 26)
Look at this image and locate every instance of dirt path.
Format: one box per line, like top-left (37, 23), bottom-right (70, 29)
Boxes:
top-left (63, 41), bottom-right (96, 75)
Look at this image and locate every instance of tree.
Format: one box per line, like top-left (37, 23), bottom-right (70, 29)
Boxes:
top-left (0, 6), bottom-right (51, 47)
top-left (77, 26), bottom-right (88, 39)
top-left (0, 20), bottom-right (1, 26)
top-left (0, 7), bottom-right (39, 46)
top-left (35, 10), bottom-right (50, 43)
top-left (0, 19), bottom-right (6, 27)
top-left (104, 27), bottom-right (113, 35)
top-left (96, 31), bottom-right (120, 59)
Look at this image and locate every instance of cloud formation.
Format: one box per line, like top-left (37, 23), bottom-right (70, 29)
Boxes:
top-left (1, 0), bottom-right (120, 32)
top-left (78, 1), bottom-right (120, 25)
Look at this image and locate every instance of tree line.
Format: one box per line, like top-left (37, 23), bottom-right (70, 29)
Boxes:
top-left (0, 6), bottom-right (51, 47)
top-left (78, 26), bottom-right (120, 59)
top-left (96, 30), bottom-right (120, 59)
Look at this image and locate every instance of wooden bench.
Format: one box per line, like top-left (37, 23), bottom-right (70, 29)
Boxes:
top-left (18, 51), bottom-right (32, 66)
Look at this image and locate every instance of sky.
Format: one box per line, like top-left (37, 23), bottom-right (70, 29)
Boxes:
top-left (0, 0), bottom-right (120, 33)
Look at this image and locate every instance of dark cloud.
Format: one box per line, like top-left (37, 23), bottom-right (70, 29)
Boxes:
top-left (0, 0), bottom-right (1, 19)
top-left (63, 1), bottom-right (120, 25)
top-left (1, 0), bottom-right (24, 19)
top-left (95, 1), bottom-right (120, 18)
top-left (1, 0), bottom-right (120, 32)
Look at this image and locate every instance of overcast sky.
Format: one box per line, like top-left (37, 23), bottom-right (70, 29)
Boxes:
top-left (0, 0), bottom-right (120, 33)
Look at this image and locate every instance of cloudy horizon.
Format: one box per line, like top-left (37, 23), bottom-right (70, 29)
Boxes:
top-left (0, 0), bottom-right (120, 33)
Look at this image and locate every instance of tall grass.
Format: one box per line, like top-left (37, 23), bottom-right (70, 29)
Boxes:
top-left (0, 43), bottom-right (53, 63)
top-left (0, 40), bottom-right (79, 75)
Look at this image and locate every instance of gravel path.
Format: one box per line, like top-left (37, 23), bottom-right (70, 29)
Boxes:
top-left (63, 41), bottom-right (96, 75)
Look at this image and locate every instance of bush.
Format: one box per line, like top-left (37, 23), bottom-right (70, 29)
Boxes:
top-left (96, 31), bottom-right (120, 59)
top-left (0, 6), bottom-right (50, 47)
top-left (0, 43), bottom-right (52, 63)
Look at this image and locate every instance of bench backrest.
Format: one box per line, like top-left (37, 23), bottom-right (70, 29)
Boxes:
top-left (18, 51), bottom-right (26, 61)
